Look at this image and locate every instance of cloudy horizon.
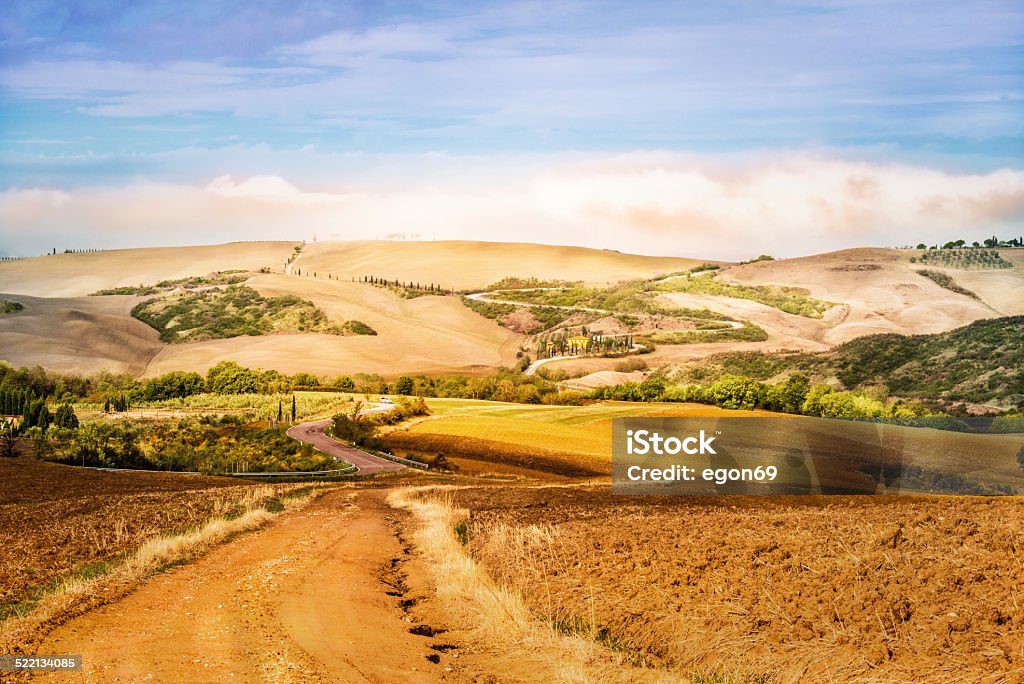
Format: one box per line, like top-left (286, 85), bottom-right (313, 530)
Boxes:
top-left (1, 1), bottom-right (1021, 258)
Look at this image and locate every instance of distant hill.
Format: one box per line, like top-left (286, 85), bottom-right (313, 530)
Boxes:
top-left (826, 316), bottom-right (1023, 408)
top-left (674, 316), bottom-right (1024, 409)
top-left (0, 241), bottom-right (1020, 387)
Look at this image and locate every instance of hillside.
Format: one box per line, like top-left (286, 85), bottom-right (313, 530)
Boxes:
top-left (0, 293), bottom-right (161, 375)
top-left (720, 248), bottom-right (1014, 342)
top-left (824, 315), bottom-right (1024, 407)
top-left (132, 285), bottom-right (368, 342)
top-left (541, 247), bottom-right (1022, 379)
top-left (669, 316), bottom-right (1024, 409)
top-left (0, 242), bottom-right (298, 297)
top-left (294, 240), bottom-right (710, 290)
top-left (144, 274), bottom-right (523, 378)
top-left (0, 242), bottom-right (1020, 382)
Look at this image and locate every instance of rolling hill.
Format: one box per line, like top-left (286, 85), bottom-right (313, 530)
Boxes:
top-left (0, 241), bottom-right (1020, 382)
top-left (293, 240), bottom-right (708, 290)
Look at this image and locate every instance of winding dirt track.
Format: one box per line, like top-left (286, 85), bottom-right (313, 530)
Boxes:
top-left (37, 491), bottom-right (448, 683)
top-left (287, 418), bottom-right (404, 474)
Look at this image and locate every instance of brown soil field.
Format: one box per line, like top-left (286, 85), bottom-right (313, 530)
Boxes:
top-left (295, 240), bottom-right (708, 290)
top-left (0, 457), bottom-right (275, 611)
top-left (459, 485), bottom-right (1024, 683)
top-left (0, 242), bottom-right (298, 298)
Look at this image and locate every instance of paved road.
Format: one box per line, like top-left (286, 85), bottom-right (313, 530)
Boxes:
top-left (287, 418), bottom-right (404, 474)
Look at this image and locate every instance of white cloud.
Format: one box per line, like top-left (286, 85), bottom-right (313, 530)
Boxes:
top-left (205, 174), bottom-right (354, 206)
top-left (1, 153), bottom-right (1021, 259)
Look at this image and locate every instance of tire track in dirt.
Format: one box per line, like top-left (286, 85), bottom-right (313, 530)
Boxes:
top-left (35, 490), bottom-right (458, 683)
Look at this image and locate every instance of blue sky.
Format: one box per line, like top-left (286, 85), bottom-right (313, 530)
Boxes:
top-left (0, 1), bottom-right (1022, 256)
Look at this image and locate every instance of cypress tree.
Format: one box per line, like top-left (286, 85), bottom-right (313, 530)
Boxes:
top-left (35, 402), bottom-right (50, 432)
top-left (277, 399), bottom-right (283, 422)
top-left (22, 400), bottom-right (36, 429)
top-left (291, 395), bottom-right (297, 422)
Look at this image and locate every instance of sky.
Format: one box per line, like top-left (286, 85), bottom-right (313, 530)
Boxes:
top-left (0, 0), bottom-right (1022, 259)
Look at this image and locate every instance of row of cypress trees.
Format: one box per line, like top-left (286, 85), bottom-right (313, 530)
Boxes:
top-left (15, 398), bottom-right (78, 432)
top-left (0, 389), bottom-right (32, 416)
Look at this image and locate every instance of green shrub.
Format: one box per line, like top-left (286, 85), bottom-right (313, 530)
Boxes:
top-left (132, 285), bottom-right (366, 342)
top-left (916, 269), bottom-right (978, 298)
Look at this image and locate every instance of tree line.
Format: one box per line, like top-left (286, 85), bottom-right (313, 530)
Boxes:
top-left (588, 373), bottom-right (970, 429)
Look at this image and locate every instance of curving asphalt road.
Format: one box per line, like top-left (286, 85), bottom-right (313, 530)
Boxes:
top-left (287, 417), bottom-right (405, 475)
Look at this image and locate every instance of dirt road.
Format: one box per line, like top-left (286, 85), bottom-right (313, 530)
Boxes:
top-left (36, 490), bottom-right (457, 683)
top-left (287, 418), bottom-right (405, 474)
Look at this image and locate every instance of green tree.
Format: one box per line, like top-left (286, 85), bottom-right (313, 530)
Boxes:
top-left (801, 384), bottom-right (834, 416)
top-left (291, 395), bottom-right (297, 422)
top-left (206, 361), bottom-right (263, 394)
top-left (638, 377), bottom-right (666, 402)
top-left (779, 374), bottom-right (810, 414)
top-left (817, 392), bottom-right (858, 418)
top-left (334, 375), bottom-right (356, 392)
top-left (394, 376), bottom-right (414, 396)
top-left (291, 372), bottom-right (319, 387)
top-left (707, 375), bottom-right (763, 410)
top-left (53, 403), bottom-right (79, 429)
top-left (35, 401), bottom-right (51, 432)
top-left (277, 399), bottom-right (283, 423)
top-left (329, 402), bottom-right (380, 449)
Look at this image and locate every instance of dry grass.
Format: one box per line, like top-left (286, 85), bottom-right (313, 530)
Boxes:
top-left (388, 485), bottom-right (688, 683)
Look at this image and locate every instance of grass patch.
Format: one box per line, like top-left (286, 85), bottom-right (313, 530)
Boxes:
top-left (461, 297), bottom-right (516, 320)
top-left (654, 274), bottom-right (833, 318)
top-left (453, 521), bottom-right (471, 545)
top-left (641, 322), bottom-right (768, 345)
top-left (91, 272), bottom-right (250, 296)
top-left (342, 319), bottom-right (377, 335)
top-left (0, 300), bottom-right (23, 314)
top-left (132, 284), bottom-right (355, 342)
top-left (916, 269), bottom-right (979, 299)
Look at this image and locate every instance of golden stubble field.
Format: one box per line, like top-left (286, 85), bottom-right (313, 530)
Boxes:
top-left (456, 485), bottom-right (1024, 684)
